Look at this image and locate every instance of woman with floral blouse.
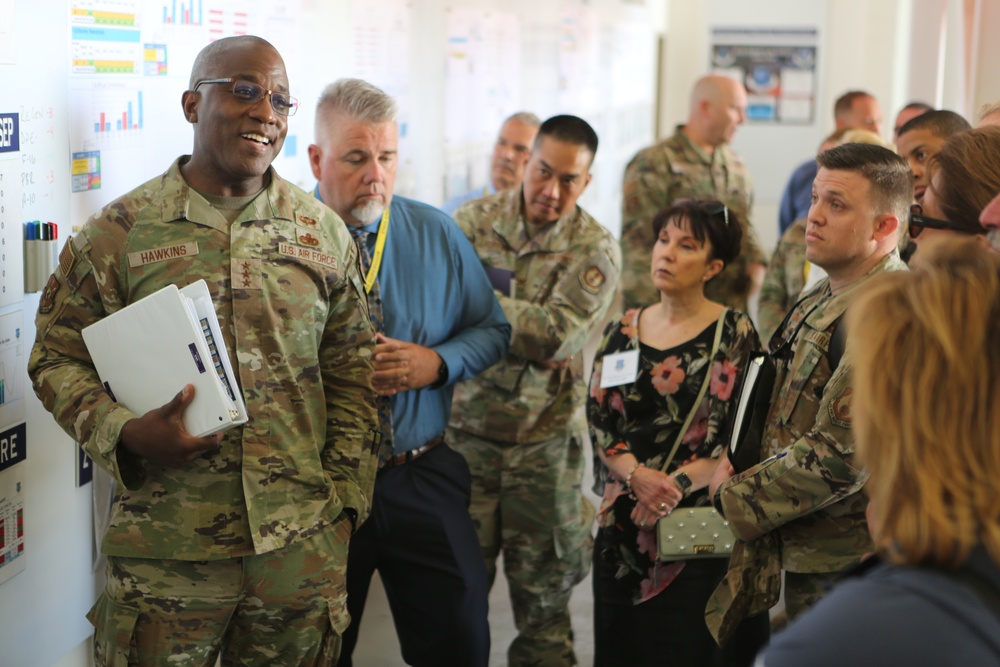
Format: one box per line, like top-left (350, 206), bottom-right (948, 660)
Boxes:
top-left (588, 200), bottom-right (766, 666)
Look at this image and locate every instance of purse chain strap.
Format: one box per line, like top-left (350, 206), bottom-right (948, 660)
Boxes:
top-left (659, 308), bottom-right (728, 474)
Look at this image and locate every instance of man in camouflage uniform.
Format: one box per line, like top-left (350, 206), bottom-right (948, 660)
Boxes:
top-left (620, 74), bottom-right (766, 311)
top-left (28, 36), bottom-right (378, 665)
top-left (448, 115), bottom-right (620, 666)
top-left (758, 127), bottom-right (896, 341)
top-left (707, 144), bottom-right (912, 641)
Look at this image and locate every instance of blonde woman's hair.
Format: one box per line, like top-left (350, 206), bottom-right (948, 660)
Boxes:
top-left (838, 128), bottom-right (892, 149)
top-left (849, 236), bottom-right (1000, 568)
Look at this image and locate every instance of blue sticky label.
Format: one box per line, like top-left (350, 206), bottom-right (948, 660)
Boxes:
top-left (0, 113), bottom-right (18, 153)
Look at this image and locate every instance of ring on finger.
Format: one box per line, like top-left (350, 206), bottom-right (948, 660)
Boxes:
top-left (640, 519), bottom-right (648, 527)
top-left (658, 502), bottom-right (667, 512)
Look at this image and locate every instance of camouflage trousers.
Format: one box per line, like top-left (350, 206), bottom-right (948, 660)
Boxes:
top-left (782, 569), bottom-right (846, 622)
top-left (447, 428), bottom-right (595, 667)
top-left (89, 515), bottom-right (352, 667)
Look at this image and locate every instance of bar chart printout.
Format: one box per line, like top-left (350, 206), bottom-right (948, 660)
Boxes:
top-left (162, 0), bottom-right (202, 26)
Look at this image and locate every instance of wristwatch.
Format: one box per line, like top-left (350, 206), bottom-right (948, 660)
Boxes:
top-left (672, 471), bottom-right (693, 498)
top-left (432, 357), bottom-right (449, 388)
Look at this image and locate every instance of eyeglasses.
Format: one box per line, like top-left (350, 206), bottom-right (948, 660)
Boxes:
top-left (675, 199), bottom-right (730, 226)
top-left (192, 78), bottom-right (299, 117)
top-left (908, 203), bottom-right (985, 239)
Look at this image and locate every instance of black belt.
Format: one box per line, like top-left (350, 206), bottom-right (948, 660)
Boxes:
top-left (381, 435), bottom-right (444, 468)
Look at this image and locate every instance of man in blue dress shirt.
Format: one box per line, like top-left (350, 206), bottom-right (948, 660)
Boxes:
top-left (308, 78), bottom-right (511, 667)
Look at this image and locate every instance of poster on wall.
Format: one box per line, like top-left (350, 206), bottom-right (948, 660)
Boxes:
top-left (0, 112), bottom-right (24, 308)
top-left (0, 421), bottom-right (26, 585)
top-left (0, 311), bottom-right (25, 429)
top-left (710, 27), bottom-right (818, 124)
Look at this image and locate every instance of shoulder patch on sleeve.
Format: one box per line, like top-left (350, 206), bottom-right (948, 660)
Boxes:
top-left (562, 249), bottom-right (617, 316)
top-left (39, 275), bottom-right (61, 314)
top-left (829, 387), bottom-right (853, 429)
top-left (580, 265), bottom-right (607, 294)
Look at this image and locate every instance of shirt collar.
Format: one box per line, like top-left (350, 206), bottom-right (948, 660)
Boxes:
top-left (165, 157), bottom-right (287, 229)
top-left (491, 186), bottom-right (578, 252)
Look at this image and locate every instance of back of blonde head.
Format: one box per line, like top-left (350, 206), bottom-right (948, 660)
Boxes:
top-left (849, 237), bottom-right (1000, 567)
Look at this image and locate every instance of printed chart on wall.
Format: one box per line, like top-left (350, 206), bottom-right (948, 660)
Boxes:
top-left (67, 0), bottom-right (300, 224)
top-left (349, 0), bottom-right (412, 193)
top-left (710, 27), bottom-right (818, 124)
top-left (442, 8), bottom-right (520, 200)
top-left (0, 312), bottom-right (24, 429)
top-left (0, 420), bottom-right (25, 585)
top-left (0, 310), bottom-right (26, 586)
top-left (0, 111), bottom-right (24, 308)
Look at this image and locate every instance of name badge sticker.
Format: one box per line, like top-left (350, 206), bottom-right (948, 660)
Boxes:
top-left (600, 349), bottom-right (640, 388)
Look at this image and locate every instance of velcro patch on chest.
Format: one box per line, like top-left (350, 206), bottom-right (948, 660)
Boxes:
top-left (127, 242), bottom-right (200, 268)
top-left (231, 258), bottom-right (262, 290)
top-left (278, 243), bottom-right (338, 271)
top-left (296, 231), bottom-right (322, 247)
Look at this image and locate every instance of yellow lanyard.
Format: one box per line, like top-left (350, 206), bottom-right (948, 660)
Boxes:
top-left (362, 208), bottom-right (390, 294)
top-left (483, 185), bottom-right (490, 197)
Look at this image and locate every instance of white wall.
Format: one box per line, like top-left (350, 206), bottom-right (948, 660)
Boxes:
top-left (662, 0), bottom-right (921, 254)
top-left (971, 0), bottom-right (1000, 120)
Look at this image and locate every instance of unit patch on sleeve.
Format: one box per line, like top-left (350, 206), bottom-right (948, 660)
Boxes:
top-left (580, 265), bottom-right (607, 294)
top-left (829, 387), bottom-right (853, 429)
top-left (39, 275), bottom-right (61, 314)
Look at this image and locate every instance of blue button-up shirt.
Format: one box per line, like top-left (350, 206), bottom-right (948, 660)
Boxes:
top-left (316, 189), bottom-right (510, 452)
top-left (440, 183), bottom-right (496, 216)
top-left (779, 159), bottom-right (818, 235)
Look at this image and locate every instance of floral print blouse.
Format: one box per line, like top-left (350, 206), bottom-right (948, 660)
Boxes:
top-left (587, 307), bottom-right (761, 604)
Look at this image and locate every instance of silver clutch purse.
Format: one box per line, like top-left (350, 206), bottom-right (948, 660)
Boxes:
top-left (656, 507), bottom-right (734, 561)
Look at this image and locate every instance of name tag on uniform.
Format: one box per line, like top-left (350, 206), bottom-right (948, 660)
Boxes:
top-left (600, 350), bottom-right (639, 388)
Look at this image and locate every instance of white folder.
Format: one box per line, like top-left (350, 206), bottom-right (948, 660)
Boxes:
top-left (82, 280), bottom-right (248, 437)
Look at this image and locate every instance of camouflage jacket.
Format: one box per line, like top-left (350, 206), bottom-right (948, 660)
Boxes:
top-left (720, 251), bottom-right (908, 573)
top-left (619, 125), bottom-right (764, 311)
top-left (449, 188), bottom-right (621, 443)
top-left (28, 157), bottom-right (379, 560)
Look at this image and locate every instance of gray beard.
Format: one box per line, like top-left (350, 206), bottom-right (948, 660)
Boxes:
top-left (351, 200), bottom-right (385, 226)
top-left (987, 229), bottom-right (1000, 253)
